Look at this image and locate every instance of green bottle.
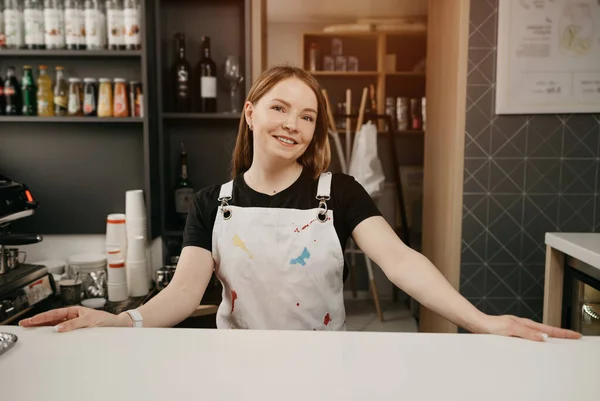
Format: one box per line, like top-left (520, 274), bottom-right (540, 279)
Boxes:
top-left (21, 66), bottom-right (37, 116)
top-left (174, 142), bottom-right (195, 227)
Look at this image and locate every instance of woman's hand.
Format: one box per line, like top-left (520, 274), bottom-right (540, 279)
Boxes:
top-left (479, 314), bottom-right (582, 341)
top-left (18, 307), bottom-right (132, 333)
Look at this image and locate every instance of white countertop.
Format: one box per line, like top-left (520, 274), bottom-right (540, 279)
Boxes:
top-left (1, 326), bottom-right (599, 401)
top-left (545, 233), bottom-right (600, 270)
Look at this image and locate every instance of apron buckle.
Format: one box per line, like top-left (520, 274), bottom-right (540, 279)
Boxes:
top-left (219, 196), bottom-right (233, 220)
top-left (316, 196), bottom-right (329, 222)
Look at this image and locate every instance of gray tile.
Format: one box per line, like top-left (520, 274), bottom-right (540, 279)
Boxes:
top-left (559, 195), bottom-right (595, 232)
top-left (523, 195), bottom-right (560, 244)
top-left (491, 117), bottom-right (528, 157)
top-left (521, 265), bottom-right (545, 297)
top-left (560, 159), bottom-right (597, 194)
top-left (461, 236), bottom-right (487, 264)
top-left (563, 115), bottom-right (600, 158)
top-left (487, 230), bottom-right (520, 264)
top-left (489, 194), bottom-right (523, 224)
top-left (519, 298), bottom-right (544, 322)
top-left (469, 0), bottom-right (497, 27)
top-left (525, 159), bottom-right (561, 193)
top-left (460, 264), bottom-right (486, 298)
top-left (527, 115), bottom-right (563, 157)
top-left (465, 133), bottom-right (490, 158)
top-left (462, 211), bottom-right (487, 245)
top-left (467, 49), bottom-right (495, 85)
top-left (486, 298), bottom-right (520, 317)
top-left (490, 159), bottom-right (525, 193)
top-left (466, 97), bottom-right (493, 136)
top-left (464, 158), bottom-right (491, 193)
top-left (463, 194), bottom-right (489, 225)
top-left (486, 264), bottom-right (520, 298)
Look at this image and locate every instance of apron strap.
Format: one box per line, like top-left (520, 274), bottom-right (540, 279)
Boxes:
top-left (316, 172), bottom-right (332, 200)
top-left (218, 180), bottom-right (234, 201)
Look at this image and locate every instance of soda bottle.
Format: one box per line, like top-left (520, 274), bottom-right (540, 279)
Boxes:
top-left (37, 65), bottom-right (54, 116)
top-left (4, 66), bottom-right (22, 115)
top-left (21, 66), bottom-right (36, 116)
top-left (53, 65), bottom-right (68, 116)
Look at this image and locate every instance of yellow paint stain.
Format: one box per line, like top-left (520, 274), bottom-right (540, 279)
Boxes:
top-left (233, 234), bottom-right (253, 259)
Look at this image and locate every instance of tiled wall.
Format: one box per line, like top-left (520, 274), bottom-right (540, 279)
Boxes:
top-left (460, 0), bottom-right (600, 323)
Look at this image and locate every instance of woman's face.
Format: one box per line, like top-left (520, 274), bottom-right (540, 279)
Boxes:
top-left (245, 77), bottom-right (318, 165)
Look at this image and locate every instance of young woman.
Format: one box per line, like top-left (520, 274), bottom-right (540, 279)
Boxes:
top-left (21, 65), bottom-right (580, 341)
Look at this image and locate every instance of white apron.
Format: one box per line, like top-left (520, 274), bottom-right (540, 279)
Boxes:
top-left (211, 172), bottom-right (346, 330)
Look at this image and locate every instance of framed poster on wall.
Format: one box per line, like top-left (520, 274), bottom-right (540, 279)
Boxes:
top-left (496, 0), bottom-right (600, 114)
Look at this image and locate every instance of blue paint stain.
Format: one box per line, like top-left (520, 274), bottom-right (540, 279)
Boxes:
top-left (290, 247), bottom-right (311, 266)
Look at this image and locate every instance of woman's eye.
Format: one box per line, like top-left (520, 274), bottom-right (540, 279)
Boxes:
top-left (302, 116), bottom-right (315, 122)
top-left (272, 105), bottom-right (284, 112)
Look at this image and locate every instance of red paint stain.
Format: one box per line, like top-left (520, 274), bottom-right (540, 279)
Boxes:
top-left (323, 313), bottom-right (331, 326)
top-left (231, 290), bottom-right (238, 313)
top-left (314, 240), bottom-right (316, 242)
top-left (296, 303), bottom-right (300, 307)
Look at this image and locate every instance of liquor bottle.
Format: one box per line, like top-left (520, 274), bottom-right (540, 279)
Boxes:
top-left (172, 32), bottom-right (191, 112)
top-left (21, 66), bottom-right (36, 116)
top-left (37, 65), bottom-right (54, 116)
top-left (0, 72), bottom-right (5, 115)
top-left (4, 66), bottom-right (22, 115)
top-left (174, 142), bottom-right (195, 227)
top-left (53, 66), bottom-right (68, 115)
top-left (197, 36), bottom-right (217, 113)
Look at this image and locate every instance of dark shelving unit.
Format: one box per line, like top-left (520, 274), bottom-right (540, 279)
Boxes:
top-left (154, 0), bottom-right (252, 261)
top-left (0, 0), bottom-right (159, 239)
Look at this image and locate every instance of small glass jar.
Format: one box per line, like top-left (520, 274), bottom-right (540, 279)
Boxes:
top-left (24, 0), bottom-right (45, 49)
top-left (4, 0), bottom-right (24, 49)
top-left (67, 77), bottom-right (84, 116)
top-left (44, 0), bottom-right (66, 49)
top-left (97, 77), bottom-right (113, 117)
top-left (112, 78), bottom-right (129, 117)
top-left (83, 77), bottom-right (98, 116)
top-left (123, 0), bottom-right (140, 50)
top-left (105, 0), bottom-right (124, 50)
top-left (65, 0), bottom-right (85, 50)
top-left (84, 0), bottom-right (106, 49)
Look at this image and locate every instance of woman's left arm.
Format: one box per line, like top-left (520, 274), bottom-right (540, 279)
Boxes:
top-left (352, 216), bottom-right (581, 341)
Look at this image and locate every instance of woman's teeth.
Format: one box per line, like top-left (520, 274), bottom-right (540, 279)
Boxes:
top-left (277, 137), bottom-right (295, 145)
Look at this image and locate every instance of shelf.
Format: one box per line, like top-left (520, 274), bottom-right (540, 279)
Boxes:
top-left (0, 49), bottom-right (143, 57)
top-left (386, 72), bottom-right (426, 77)
top-left (163, 112), bottom-right (242, 120)
top-left (0, 116), bottom-right (144, 123)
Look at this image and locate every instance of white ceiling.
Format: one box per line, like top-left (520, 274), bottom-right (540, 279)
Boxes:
top-left (267, 0), bottom-right (428, 23)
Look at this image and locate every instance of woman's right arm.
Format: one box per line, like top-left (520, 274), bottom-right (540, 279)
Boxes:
top-left (19, 246), bottom-right (214, 332)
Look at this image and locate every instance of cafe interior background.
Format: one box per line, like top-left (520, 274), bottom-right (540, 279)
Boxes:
top-left (0, 0), bottom-right (599, 334)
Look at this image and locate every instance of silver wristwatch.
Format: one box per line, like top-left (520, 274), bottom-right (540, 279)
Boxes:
top-left (125, 309), bottom-right (143, 328)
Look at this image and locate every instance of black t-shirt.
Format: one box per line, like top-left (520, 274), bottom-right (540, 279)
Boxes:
top-left (182, 169), bottom-right (382, 279)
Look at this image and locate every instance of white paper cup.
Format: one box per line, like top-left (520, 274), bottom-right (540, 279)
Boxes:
top-left (105, 247), bottom-right (123, 263)
top-left (108, 282), bottom-right (128, 302)
top-left (126, 235), bottom-right (146, 262)
top-left (127, 264), bottom-right (149, 297)
top-left (125, 189), bottom-right (146, 220)
top-left (108, 260), bottom-right (127, 284)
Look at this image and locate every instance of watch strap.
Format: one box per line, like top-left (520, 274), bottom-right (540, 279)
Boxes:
top-left (126, 309), bottom-right (143, 328)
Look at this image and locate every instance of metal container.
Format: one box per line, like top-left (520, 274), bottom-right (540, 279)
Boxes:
top-left (59, 279), bottom-right (83, 305)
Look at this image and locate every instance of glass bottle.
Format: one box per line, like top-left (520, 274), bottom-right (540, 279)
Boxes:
top-left (67, 77), bottom-right (83, 115)
top-left (37, 65), bottom-right (54, 116)
top-left (84, 0), bottom-right (105, 49)
top-left (4, 66), bottom-right (22, 115)
top-left (65, 0), bottom-right (85, 49)
top-left (44, 0), bottom-right (65, 49)
top-left (4, 0), bottom-right (24, 49)
top-left (24, 0), bottom-right (45, 49)
top-left (172, 32), bottom-right (191, 112)
top-left (123, 0), bottom-right (139, 50)
top-left (0, 0), bottom-right (5, 49)
top-left (53, 65), bottom-right (68, 115)
top-left (105, 0), bottom-right (123, 50)
top-left (21, 65), bottom-right (37, 116)
top-left (197, 36), bottom-right (216, 113)
top-left (174, 142), bottom-right (194, 227)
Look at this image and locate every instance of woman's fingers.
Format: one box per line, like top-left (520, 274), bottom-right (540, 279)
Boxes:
top-left (54, 316), bottom-right (89, 333)
top-left (518, 317), bottom-right (582, 339)
top-left (507, 318), bottom-right (546, 342)
top-left (19, 307), bottom-right (81, 327)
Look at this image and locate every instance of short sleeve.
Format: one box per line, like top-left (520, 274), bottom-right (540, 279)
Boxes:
top-left (332, 173), bottom-right (383, 234)
top-left (182, 186), bottom-right (220, 251)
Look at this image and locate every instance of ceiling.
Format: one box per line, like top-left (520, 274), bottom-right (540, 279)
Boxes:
top-left (267, 0), bottom-right (428, 23)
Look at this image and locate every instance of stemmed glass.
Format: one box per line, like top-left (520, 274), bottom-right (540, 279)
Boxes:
top-left (224, 56), bottom-right (244, 113)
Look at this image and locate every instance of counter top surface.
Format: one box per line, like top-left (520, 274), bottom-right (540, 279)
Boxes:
top-left (1, 326), bottom-right (599, 401)
top-left (545, 233), bottom-right (600, 270)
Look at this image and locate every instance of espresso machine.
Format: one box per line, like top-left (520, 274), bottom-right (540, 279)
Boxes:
top-left (0, 175), bottom-right (54, 325)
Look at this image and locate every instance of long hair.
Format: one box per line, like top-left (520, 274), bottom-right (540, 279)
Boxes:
top-left (231, 65), bottom-right (331, 180)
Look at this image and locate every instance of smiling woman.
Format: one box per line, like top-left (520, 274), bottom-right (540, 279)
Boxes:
top-left (20, 65), bottom-right (581, 341)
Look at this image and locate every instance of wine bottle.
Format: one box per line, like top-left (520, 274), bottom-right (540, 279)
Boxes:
top-left (174, 142), bottom-right (195, 227)
top-left (172, 32), bottom-right (191, 113)
top-left (197, 36), bottom-right (217, 113)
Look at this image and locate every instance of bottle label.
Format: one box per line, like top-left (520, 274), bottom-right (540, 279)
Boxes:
top-left (0, 12), bottom-right (4, 40)
top-left (124, 8), bottom-right (140, 46)
top-left (65, 8), bottom-right (82, 46)
top-left (5, 10), bottom-right (24, 47)
top-left (85, 9), bottom-right (101, 47)
top-left (181, 165), bottom-right (188, 179)
top-left (57, 10), bottom-right (65, 46)
top-left (68, 93), bottom-right (79, 114)
top-left (54, 95), bottom-right (68, 109)
top-left (24, 9), bottom-right (44, 45)
top-left (107, 9), bottom-right (124, 46)
top-left (44, 9), bottom-right (62, 47)
top-left (201, 76), bottom-right (217, 98)
top-left (175, 188), bottom-right (195, 214)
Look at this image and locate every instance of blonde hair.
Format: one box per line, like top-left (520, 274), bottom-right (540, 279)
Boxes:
top-left (231, 65), bottom-right (331, 180)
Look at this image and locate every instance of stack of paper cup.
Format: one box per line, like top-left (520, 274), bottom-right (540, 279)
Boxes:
top-left (107, 259), bottom-right (128, 302)
top-left (125, 189), bottom-right (152, 285)
top-left (105, 214), bottom-right (127, 261)
top-left (126, 235), bottom-right (149, 297)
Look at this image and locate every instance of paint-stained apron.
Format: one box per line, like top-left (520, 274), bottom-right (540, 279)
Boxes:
top-left (211, 172), bottom-right (346, 330)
